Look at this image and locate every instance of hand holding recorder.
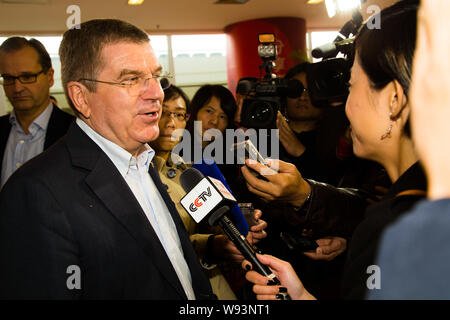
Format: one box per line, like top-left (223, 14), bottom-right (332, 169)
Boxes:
top-left (241, 158), bottom-right (311, 208)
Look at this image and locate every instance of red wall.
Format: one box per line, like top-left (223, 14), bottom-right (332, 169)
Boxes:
top-left (225, 17), bottom-right (307, 94)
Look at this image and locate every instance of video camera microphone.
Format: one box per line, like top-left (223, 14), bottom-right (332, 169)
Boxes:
top-left (312, 10), bottom-right (362, 59)
top-left (180, 168), bottom-right (290, 299)
top-left (312, 38), bottom-right (354, 59)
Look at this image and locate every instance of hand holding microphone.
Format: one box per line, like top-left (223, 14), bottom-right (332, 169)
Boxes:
top-left (208, 209), bottom-right (267, 264)
top-left (179, 167), bottom-right (289, 299)
top-left (242, 254), bottom-right (316, 301)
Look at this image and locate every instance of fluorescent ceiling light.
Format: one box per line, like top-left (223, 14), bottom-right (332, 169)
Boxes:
top-left (326, 0), bottom-right (361, 18)
top-left (325, 0), bottom-right (337, 18)
top-left (337, 0), bottom-right (361, 12)
top-left (128, 0), bottom-right (144, 5)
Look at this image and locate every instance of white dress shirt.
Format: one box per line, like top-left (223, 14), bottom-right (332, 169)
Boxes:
top-left (76, 118), bottom-right (195, 300)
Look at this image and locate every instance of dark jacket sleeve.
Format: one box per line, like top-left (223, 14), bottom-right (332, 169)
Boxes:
top-left (281, 180), bottom-right (368, 239)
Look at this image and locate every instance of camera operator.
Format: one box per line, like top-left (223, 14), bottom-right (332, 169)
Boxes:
top-left (277, 62), bottom-right (351, 186)
top-left (241, 0), bottom-right (425, 300)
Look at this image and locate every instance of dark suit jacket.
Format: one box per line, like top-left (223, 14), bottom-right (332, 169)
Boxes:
top-left (0, 104), bottom-right (74, 171)
top-left (0, 123), bottom-right (214, 299)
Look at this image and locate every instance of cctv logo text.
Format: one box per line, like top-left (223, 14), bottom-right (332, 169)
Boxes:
top-left (189, 187), bottom-right (212, 212)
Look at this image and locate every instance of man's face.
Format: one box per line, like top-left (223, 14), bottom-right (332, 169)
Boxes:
top-left (286, 72), bottom-right (322, 121)
top-left (0, 46), bottom-right (53, 114)
top-left (83, 41), bottom-right (164, 155)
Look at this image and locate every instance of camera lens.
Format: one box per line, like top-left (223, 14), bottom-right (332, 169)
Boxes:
top-left (251, 102), bottom-right (274, 123)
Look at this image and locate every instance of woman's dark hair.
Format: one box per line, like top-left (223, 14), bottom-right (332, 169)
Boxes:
top-left (163, 84), bottom-right (191, 114)
top-left (355, 0), bottom-right (419, 137)
top-left (186, 84), bottom-right (237, 135)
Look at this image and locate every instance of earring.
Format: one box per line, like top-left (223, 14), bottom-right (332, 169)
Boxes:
top-left (380, 112), bottom-right (394, 140)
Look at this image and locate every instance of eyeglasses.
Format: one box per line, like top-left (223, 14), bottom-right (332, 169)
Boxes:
top-left (161, 109), bottom-right (187, 121)
top-left (79, 74), bottom-right (172, 96)
top-left (0, 70), bottom-right (45, 86)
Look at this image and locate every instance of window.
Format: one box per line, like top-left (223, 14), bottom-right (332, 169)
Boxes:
top-left (150, 34), bottom-right (228, 98)
top-left (0, 33), bottom-right (229, 114)
top-left (149, 35), bottom-right (169, 75)
top-left (170, 34), bottom-right (227, 86)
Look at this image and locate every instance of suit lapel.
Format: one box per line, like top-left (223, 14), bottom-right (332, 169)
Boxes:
top-left (66, 123), bottom-right (187, 299)
top-left (149, 160), bottom-right (212, 297)
top-left (0, 115), bottom-right (12, 171)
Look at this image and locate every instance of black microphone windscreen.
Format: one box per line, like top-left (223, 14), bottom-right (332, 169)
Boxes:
top-left (180, 167), bottom-right (204, 192)
top-left (312, 42), bottom-right (337, 59)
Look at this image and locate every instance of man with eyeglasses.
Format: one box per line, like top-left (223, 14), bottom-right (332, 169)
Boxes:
top-left (0, 20), bottom-right (214, 300)
top-left (0, 37), bottom-right (74, 189)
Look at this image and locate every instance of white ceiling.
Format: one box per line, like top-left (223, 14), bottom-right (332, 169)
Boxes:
top-left (0, 0), bottom-right (397, 35)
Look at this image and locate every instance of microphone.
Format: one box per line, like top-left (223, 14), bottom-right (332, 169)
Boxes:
top-left (193, 159), bottom-right (249, 236)
top-left (311, 38), bottom-right (354, 59)
top-left (312, 10), bottom-right (362, 59)
top-left (180, 168), bottom-right (290, 299)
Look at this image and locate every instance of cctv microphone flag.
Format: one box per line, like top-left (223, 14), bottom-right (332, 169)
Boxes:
top-left (193, 158), bottom-right (249, 236)
top-left (180, 168), bottom-right (237, 224)
top-left (179, 167), bottom-right (291, 300)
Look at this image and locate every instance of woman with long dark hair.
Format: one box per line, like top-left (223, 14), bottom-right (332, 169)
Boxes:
top-left (241, 0), bottom-right (424, 300)
top-left (184, 84), bottom-right (245, 194)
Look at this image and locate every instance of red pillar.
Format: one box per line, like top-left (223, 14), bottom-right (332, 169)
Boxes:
top-left (225, 17), bottom-right (307, 95)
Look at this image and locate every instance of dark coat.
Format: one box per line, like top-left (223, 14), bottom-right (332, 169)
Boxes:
top-left (0, 123), bottom-right (214, 299)
top-left (0, 104), bottom-right (74, 170)
top-left (341, 162), bottom-right (427, 299)
top-left (256, 163), bottom-right (424, 300)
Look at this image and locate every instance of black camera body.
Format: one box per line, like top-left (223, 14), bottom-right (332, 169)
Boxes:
top-left (238, 33), bottom-right (303, 129)
top-left (306, 57), bottom-right (352, 108)
top-left (306, 10), bottom-right (363, 108)
top-left (239, 78), bottom-right (302, 129)
top-left (238, 10), bottom-right (362, 128)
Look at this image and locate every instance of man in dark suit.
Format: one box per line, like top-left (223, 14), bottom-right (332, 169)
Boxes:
top-left (0, 19), bottom-right (214, 300)
top-left (0, 37), bottom-right (74, 189)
